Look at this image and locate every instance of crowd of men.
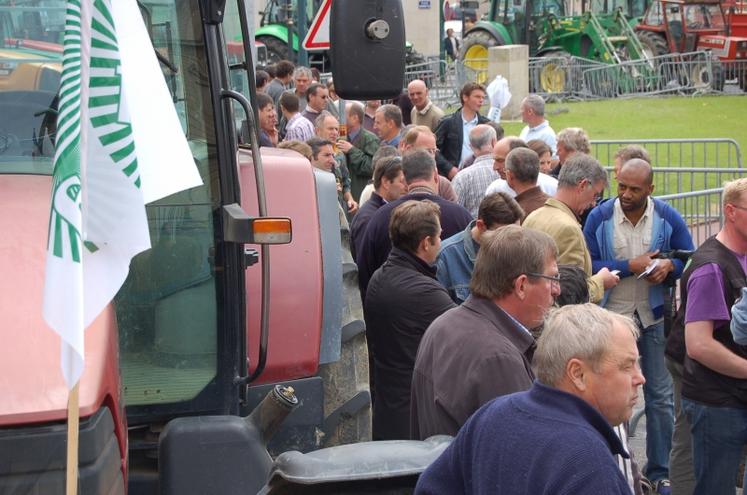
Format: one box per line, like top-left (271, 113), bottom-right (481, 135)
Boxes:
top-left (255, 60), bottom-right (747, 495)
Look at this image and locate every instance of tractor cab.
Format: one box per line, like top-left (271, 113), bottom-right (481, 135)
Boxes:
top-left (638, 0), bottom-right (726, 53)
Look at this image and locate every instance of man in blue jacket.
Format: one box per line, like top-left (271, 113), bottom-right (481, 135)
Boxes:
top-left (415, 303), bottom-right (644, 495)
top-left (584, 158), bottom-right (693, 494)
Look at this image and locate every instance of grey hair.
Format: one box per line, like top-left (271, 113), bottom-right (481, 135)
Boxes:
top-left (376, 104), bottom-right (403, 129)
top-left (314, 110), bottom-right (335, 130)
top-left (506, 147), bottom-right (540, 184)
top-left (522, 94), bottom-right (545, 117)
top-left (402, 149), bottom-right (436, 183)
top-left (535, 304), bottom-right (639, 387)
top-left (469, 124), bottom-right (497, 151)
top-left (556, 127), bottom-right (590, 153)
top-left (558, 153), bottom-right (608, 188)
top-left (293, 66), bottom-right (313, 80)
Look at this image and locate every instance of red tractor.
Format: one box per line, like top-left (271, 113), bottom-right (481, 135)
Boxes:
top-left (0, 0), bottom-right (448, 493)
top-left (635, 0), bottom-right (747, 89)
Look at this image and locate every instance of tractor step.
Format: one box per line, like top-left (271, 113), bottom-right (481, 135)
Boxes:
top-left (607, 36), bottom-right (629, 43)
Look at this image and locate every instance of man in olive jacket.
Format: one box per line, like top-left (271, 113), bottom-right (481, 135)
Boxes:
top-left (337, 101), bottom-right (380, 201)
top-left (364, 200), bottom-right (456, 440)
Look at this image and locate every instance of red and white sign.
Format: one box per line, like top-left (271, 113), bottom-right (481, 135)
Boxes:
top-left (302, 0), bottom-right (331, 51)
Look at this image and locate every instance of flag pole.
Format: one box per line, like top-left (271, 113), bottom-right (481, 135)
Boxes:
top-left (66, 381), bottom-right (80, 495)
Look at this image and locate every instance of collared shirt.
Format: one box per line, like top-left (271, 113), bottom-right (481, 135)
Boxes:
top-left (605, 197), bottom-right (659, 327)
top-left (485, 173), bottom-right (558, 197)
top-left (519, 120), bottom-right (557, 156)
top-left (283, 112), bottom-right (315, 142)
top-left (460, 111), bottom-right (479, 164)
top-left (383, 133), bottom-right (401, 148)
top-left (451, 154), bottom-right (500, 218)
top-left (347, 127), bottom-right (361, 143)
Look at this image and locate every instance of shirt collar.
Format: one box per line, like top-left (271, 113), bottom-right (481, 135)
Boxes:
top-left (614, 196), bottom-right (653, 225)
top-left (528, 120), bottom-right (549, 132)
top-left (416, 100), bottom-right (434, 115)
top-left (461, 110), bottom-right (478, 126)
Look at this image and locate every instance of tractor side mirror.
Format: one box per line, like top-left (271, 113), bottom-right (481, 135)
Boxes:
top-left (330, 0), bottom-right (405, 99)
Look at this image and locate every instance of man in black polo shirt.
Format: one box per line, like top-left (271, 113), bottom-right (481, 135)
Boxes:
top-left (665, 177), bottom-right (747, 494)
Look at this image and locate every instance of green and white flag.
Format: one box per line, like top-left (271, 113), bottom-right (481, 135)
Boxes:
top-left (43, 0), bottom-right (201, 389)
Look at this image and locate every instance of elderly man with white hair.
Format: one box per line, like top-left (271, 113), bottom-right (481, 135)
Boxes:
top-left (416, 303), bottom-right (645, 495)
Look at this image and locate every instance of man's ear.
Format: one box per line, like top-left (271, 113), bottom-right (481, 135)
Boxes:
top-left (566, 358), bottom-right (588, 391)
top-left (513, 274), bottom-right (528, 301)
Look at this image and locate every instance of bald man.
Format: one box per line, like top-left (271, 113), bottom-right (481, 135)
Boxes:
top-left (408, 79), bottom-right (444, 132)
top-left (584, 158), bottom-right (694, 490)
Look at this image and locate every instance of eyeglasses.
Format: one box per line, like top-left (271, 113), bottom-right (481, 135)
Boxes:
top-left (526, 272), bottom-right (561, 286)
top-left (729, 204), bottom-right (747, 212)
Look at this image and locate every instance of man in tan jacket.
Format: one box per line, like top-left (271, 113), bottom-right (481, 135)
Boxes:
top-left (523, 153), bottom-right (619, 302)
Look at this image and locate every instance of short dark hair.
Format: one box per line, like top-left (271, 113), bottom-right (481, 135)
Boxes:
top-left (275, 60), bottom-right (295, 79)
top-left (306, 137), bottom-right (333, 160)
top-left (373, 156), bottom-right (403, 189)
top-left (555, 265), bottom-right (590, 306)
top-left (255, 70), bottom-right (270, 89)
top-left (256, 92), bottom-right (273, 111)
top-left (389, 200), bottom-right (441, 254)
top-left (402, 149), bottom-right (435, 184)
top-left (263, 64), bottom-right (277, 78)
top-left (478, 192), bottom-right (525, 227)
top-left (487, 121), bottom-right (505, 140)
top-left (306, 82), bottom-right (325, 99)
top-left (470, 225), bottom-right (557, 300)
top-left (508, 137), bottom-right (528, 151)
top-left (506, 148), bottom-right (540, 184)
top-left (279, 91), bottom-right (300, 113)
top-left (460, 82), bottom-right (486, 104)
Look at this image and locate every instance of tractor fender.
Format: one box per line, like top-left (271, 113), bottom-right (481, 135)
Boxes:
top-left (255, 24), bottom-right (299, 52)
top-left (464, 20), bottom-right (511, 46)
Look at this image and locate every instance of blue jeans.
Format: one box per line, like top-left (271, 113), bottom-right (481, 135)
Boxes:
top-left (682, 399), bottom-right (747, 494)
top-left (638, 320), bottom-right (674, 482)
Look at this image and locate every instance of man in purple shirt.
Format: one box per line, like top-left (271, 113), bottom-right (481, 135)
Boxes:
top-left (665, 177), bottom-right (747, 494)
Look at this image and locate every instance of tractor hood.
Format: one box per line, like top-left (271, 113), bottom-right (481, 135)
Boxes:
top-left (0, 174), bottom-right (121, 426)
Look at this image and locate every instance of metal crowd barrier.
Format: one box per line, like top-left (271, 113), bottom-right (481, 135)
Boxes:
top-left (658, 188), bottom-right (725, 247)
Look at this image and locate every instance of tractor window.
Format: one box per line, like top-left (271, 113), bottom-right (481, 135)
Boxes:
top-left (683, 4), bottom-right (725, 29)
top-left (644, 0), bottom-right (664, 25)
top-left (0, 0), bottom-right (223, 411)
top-left (0, 1), bottom-right (63, 175)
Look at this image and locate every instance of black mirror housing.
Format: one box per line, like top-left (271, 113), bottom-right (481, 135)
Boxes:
top-left (330, 0), bottom-right (406, 100)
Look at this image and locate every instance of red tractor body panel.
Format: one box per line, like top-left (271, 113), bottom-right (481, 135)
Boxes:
top-left (240, 147), bottom-right (324, 384)
top-left (0, 174), bottom-right (127, 469)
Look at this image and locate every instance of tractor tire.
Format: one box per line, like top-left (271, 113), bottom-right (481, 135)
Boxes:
top-left (316, 212), bottom-right (372, 447)
top-left (256, 35), bottom-right (292, 65)
top-left (536, 50), bottom-right (571, 95)
top-left (689, 61), bottom-right (724, 91)
top-left (636, 31), bottom-right (668, 59)
top-left (460, 30), bottom-right (503, 84)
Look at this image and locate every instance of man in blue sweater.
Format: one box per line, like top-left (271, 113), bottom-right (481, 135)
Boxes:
top-left (415, 303), bottom-right (644, 495)
top-left (583, 159), bottom-right (693, 494)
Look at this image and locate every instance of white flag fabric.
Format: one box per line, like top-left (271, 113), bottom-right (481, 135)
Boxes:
top-left (43, 0), bottom-right (202, 389)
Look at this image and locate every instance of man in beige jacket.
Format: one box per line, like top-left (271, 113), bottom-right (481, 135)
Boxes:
top-left (523, 153), bottom-right (619, 302)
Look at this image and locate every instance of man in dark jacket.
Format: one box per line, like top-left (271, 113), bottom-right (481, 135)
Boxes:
top-left (355, 149), bottom-right (472, 298)
top-left (411, 225), bottom-right (560, 440)
top-left (434, 82), bottom-right (490, 179)
top-left (364, 200), bottom-right (456, 440)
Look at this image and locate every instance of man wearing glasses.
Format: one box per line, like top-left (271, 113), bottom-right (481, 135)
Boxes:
top-left (410, 225), bottom-right (560, 440)
top-left (665, 177), bottom-right (747, 494)
top-left (584, 159), bottom-right (694, 495)
top-left (523, 154), bottom-right (620, 303)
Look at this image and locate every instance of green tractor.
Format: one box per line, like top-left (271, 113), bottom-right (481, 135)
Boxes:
top-left (460, 0), bottom-right (650, 91)
top-left (256, 0), bottom-right (425, 71)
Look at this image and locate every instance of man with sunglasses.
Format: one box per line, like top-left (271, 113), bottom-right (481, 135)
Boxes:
top-left (584, 159), bottom-right (693, 495)
top-left (410, 225), bottom-right (560, 440)
top-left (523, 153), bottom-right (619, 303)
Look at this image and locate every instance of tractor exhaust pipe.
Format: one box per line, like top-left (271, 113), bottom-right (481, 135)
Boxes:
top-left (245, 384), bottom-right (299, 447)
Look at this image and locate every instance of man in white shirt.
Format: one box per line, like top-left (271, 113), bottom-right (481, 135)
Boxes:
top-left (518, 95), bottom-right (557, 156)
top-left (485, 137), bottom-right (558, 198)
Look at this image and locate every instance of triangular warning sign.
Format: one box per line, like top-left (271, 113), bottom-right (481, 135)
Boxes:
top-left (302, 0), bottom-right (331, 51)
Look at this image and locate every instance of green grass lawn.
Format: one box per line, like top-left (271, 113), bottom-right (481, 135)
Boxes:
top-left (497, 95), bottom-right (747, 194)
top-left (500, 95), bottom-right (747, 151)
